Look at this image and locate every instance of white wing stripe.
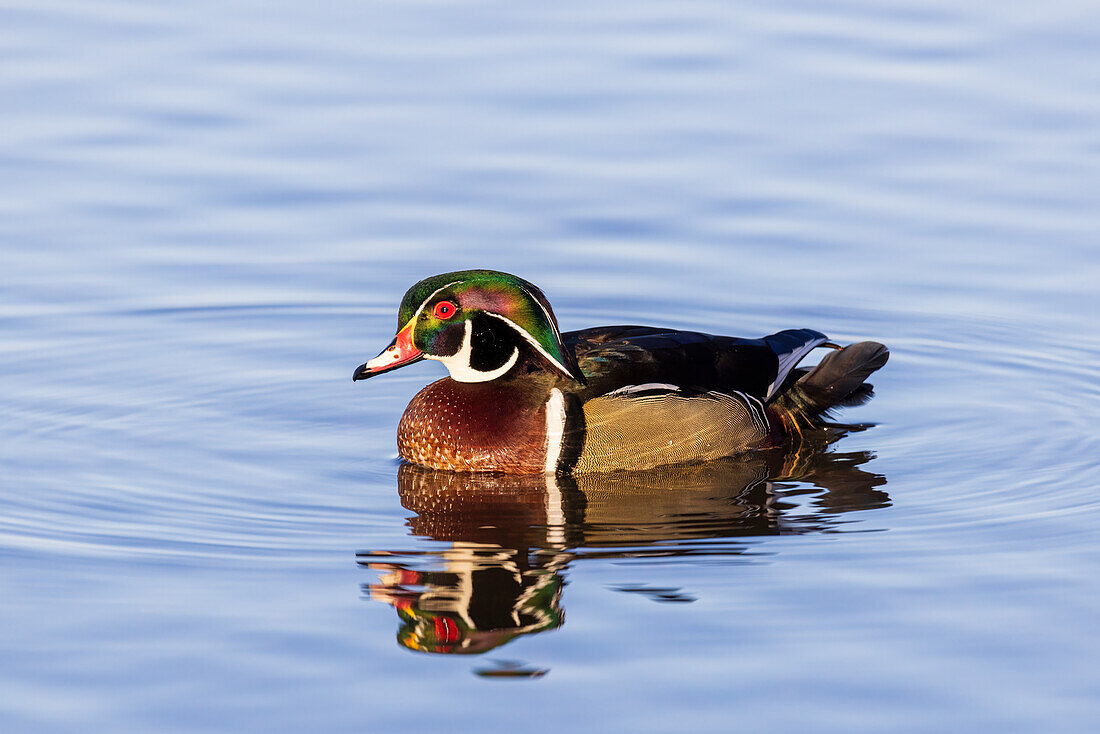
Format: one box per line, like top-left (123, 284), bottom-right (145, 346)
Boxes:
top-left (766, 336), bottom-right (828, 400)
top-left (729, 390), bottom-right (768, 432)
top-left (605, 383), bottom-right (681, 397)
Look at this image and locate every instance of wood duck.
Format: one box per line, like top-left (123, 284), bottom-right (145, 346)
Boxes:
top-left (353, 269), bottom-right (888, 474)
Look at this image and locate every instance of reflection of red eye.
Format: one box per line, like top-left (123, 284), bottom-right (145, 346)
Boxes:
top-left (433, 301), bottom-right (457, 319)
top-left (434, 617), bottom-right (460, 644)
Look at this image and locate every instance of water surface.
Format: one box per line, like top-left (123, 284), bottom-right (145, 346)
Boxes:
top-left (3, 1), bottom-right (1100, 732)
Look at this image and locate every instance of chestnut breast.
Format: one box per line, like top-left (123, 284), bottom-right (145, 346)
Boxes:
top-left (397, 377), bottom-right (551, 473)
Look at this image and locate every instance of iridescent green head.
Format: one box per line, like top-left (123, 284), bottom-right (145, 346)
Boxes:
top-left (353, 270), bottom-right (584, 384)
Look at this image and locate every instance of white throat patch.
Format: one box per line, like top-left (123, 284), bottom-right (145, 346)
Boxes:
top-left (428, 319), bottom-right (519, 383)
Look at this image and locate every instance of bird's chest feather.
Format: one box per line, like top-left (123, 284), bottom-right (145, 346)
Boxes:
top-left (397, 378), bottom-right (550, 473)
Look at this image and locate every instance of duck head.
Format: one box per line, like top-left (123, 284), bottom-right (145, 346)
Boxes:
top-left (353, 270), bottom-right (584, 384)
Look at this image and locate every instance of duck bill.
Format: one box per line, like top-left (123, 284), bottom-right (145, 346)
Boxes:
top-left (353, 321), bottom-right (423, 380)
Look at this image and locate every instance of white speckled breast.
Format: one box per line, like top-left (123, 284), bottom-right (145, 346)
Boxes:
top-left (397, 377), bottom-right (551, 473)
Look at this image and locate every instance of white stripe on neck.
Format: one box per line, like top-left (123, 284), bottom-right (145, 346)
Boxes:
top-left (543, 388), bottom-right (566, 474)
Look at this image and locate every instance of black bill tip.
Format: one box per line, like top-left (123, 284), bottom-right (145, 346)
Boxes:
top-left (352, 362), bottom-right (372, 381)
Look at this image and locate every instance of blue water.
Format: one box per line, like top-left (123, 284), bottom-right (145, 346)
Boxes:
top-left (3, 1), bottom-right (1100, 732)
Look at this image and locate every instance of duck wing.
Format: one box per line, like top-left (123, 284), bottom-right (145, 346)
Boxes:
top-left (565, 384), bottom-right (773, 473)
top-left (564, 325), bottom-right (828, 402)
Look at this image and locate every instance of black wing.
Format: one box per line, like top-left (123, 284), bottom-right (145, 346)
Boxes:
top-left (564, 325), bottom-right (828, 402)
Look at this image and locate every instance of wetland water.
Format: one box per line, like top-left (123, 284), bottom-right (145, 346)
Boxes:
top-left (3, 1), bottom-right (1100, 732)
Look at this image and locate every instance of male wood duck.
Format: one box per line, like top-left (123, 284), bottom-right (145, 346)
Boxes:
top-left (353, 269), bottom-right (888, 474)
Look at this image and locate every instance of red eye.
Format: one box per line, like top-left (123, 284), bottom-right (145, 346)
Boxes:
top-left (433, 301), bottom-right (457, 320)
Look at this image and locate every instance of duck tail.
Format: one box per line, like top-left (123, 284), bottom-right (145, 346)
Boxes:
top-left (771, 341), bottom-right (889, 431)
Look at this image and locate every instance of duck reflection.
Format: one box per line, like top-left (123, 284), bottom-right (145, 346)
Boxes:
top-left (359, 440), bottom-right (888, 656)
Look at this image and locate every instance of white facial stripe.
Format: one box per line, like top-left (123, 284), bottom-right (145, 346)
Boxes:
top-left (543, 388), bottom-right (566, 474)
top-left (529, 292), bottom-right (565, 344)
top-left (427, 319), bottom-right (519, 382)
top-left (483, 311), bottom-right (575, 379)
top-left (410, 280), bottom-right (462, 324)
top-left (366, 281), bottom-right (459, 373)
